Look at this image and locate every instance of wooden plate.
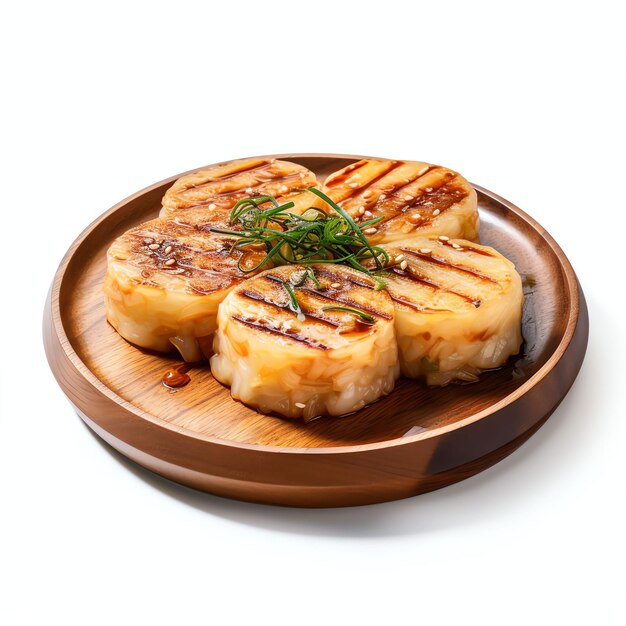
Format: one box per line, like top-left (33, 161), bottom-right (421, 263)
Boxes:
top-left (43, 154), bottom-right (588, 507)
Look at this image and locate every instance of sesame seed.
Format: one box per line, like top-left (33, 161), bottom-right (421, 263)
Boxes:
top-left (164, 258), bottom-right (176, 266)
top-left (148, 243), bottom-right (160, 250)
top-left (363, 227), bottom-right (377, 234)
top-left (395, 254), bottom-right (405, 262)
top-left (379, 194), bottom-right (386, 200)
top-left (439, 235), bottom-right (449, 241)
top-left (208, 203), bottom-right (217, 210)
top-left (408, 212), bottom-right (422, 223)
top-left (425, 187), bottom-right (433, 192)
top-left (245, 187), bottom-right (253, 194)
top-left (330, 282), bottom-right (341, 289)
top-left (419, 248), bottom-right (432, 254)
top-left (279, 185), bottom-right (288, 193)
top-left (295, 402), bottom-right (306, 409)
top-left (432, 208), bottom-right (441, 216)
top-left (363, 190), bottom-right (373, 198)
top-left (404, 195), bottom-right (414, 201)
top-left (164, 245), bottom-right (173, 255)
top-left (452, 243), bottom-right (462, 249)
top-left (358, 206), bottom-right (365, 215)
top-left (348, 182), bottom-right (359, 188)
top-left (400, 260), bottom-right (408, 270)
top-left (364, 210), bottom-right (373, 217)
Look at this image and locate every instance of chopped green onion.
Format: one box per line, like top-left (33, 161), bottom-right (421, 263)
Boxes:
top-left (321, 306), bottom-right (376, 324)
top-left (282, 281), bottom-right (303, 318)
top-left (209, 190), bottom-right (389, 289)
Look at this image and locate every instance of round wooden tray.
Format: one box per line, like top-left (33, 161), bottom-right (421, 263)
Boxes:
top-left (43, 154), bottom-right (588, 507)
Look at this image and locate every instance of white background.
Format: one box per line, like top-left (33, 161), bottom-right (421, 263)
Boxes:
top-left (1, 1), bottom-right (624, 624)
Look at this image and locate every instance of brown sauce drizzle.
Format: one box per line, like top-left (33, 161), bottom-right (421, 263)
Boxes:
top-left (162, 364), bottom-right (191, 389)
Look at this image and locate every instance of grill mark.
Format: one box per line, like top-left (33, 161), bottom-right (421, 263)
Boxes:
top-left (127, 233), bottom-right (254, 266)
top-left (390, 268), bottom-right (480, 306)
top-left (126, 246), bottom-right (253, 281)
top-left (324, 159), bottom-right (369, 186)
top-left (185, 161), bottom-right (271, 189)
top-left (346, 275), bottom-right (377, 290)
top-left (185, 172), bottom-right (309, 204)
top-left (329, 161), bottom-right (403, 203)
top-left (231, 315), bottom-right (328, 350)
top-left (396, 165), bottom-right (437, 195)
top-left (380, 169), bottom-right (465, 217)
top-left (400, 167), bottom-right (445, 207)
top-left (262, 272), bottom-right (392, 319)
top-left (409, 184), bottom-right (469, 214)
top-left (342, 161), bottom-right (406, 202)
top-left (253, 171), bottom-right (304, 185)
top-left (353, 160), bottom-right (405, 192)
top-left (299, 286), bottom-right (392, 320)
top-left (400, 247), bottom-right (499, 284)
top-left (456, 244), bottom-right (496, 257)
top-left (389, 294), bottom-right (452, 313)
top-left (368, 163), bottom-right (434, 205)
top-left (239, 290), bottom-right (340, 328)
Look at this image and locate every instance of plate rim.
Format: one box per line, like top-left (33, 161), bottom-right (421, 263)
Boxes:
top-left (46, 152), bottom-right (585, 455)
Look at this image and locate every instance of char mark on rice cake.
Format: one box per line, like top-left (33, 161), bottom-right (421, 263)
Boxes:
top-left (103, 209), bottom-right (269, 362)
top-left (160, 157), bottom-right (321, 217)
top-left (210, 264), bottom-right (400, 419)
top-left (322, 158), bottom-right (479, 244)
top-left (377, 236), bottom-right (524, 384)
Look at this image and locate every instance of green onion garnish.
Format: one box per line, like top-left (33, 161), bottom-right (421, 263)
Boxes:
top-left (321, 306), bottom-right (376, 324)
top-left (282, 280), bottom-right (303, 318)
top-left (209, 189), bottom-right (389, 290)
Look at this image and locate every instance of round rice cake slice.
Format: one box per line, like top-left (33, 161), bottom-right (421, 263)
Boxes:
top-left (379, 236), bottom-right (523, 383)
top-left (104, 209), bottom-right (269, 362)
top-left (210, 264), bottom-right (400, 420)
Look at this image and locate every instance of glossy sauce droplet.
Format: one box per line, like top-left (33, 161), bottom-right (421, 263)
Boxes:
top-left (162, 364), bottom-right (191, 389)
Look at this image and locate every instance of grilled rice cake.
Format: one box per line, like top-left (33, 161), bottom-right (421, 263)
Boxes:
top-left (161, 157), bottom-right (321, 217)
top-left (210, 264), bottom-right (399, 420)
top-left (323, 159), bottom-right (479, 244)
top-left (104, 209), bottom-right (269, 362)
top-left (378, 236), bottom-right (523, 384)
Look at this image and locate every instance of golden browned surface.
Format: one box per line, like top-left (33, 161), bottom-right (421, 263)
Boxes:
top-left (106, 209), bottom-right (268, 296)
top-left (323, 159), bottom-right (479, 244)
top-left (161, 157), bottom-right (320, 216)
top-left (223, 264), bottom-right (394, 351)
top-left (380, 236), bottom-right (519, 314)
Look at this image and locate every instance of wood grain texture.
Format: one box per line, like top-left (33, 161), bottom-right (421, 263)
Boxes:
top-left (43, 154), bottom-right (589, 507)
